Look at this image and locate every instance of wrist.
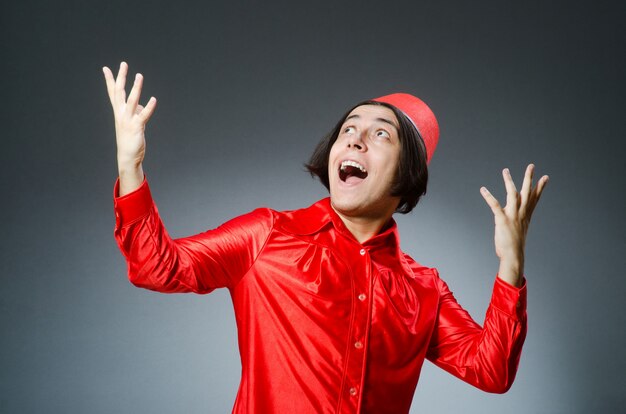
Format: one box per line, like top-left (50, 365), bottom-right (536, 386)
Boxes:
top-left (498, 246), bottom-right (524, 264)
top-left (499, 253), bottom-right (523, 267)
top-left (497, 256), bottom-right (524, 288)
top-left (117, 165), bottom-right (145, 197)
top-left (117, 156), bottom-right (143, 171)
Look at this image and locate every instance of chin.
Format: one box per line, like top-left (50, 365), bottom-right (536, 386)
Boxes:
top-left (330, 192), bottom-right (362, 213)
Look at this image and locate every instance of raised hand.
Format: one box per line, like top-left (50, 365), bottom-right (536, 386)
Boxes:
top-left (103, 62), bottom-right (157, 195)
top-left (480, 164), bottom-right (549, 287)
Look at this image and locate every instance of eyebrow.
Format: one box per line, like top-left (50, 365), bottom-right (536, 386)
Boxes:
top-left (345, 114), bottom-right (399, 131)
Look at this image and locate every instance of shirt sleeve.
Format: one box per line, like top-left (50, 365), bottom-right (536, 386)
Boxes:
top-left (112, 176), bottom-right (274, 294)
top-left (426, 270), bottom-right (527, 393)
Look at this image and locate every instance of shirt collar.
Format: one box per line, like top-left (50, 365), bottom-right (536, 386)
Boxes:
top-left (277, 198), bottom-right (400, 250)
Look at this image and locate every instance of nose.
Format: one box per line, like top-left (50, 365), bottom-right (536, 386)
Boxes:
top-left (346, 130), bottom-right (366, 151)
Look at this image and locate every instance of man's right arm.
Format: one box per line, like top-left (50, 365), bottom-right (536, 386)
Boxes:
top-left (113, 176), bottom-right (274, 293)
top-left (104, 62), bottom-right (273, 293)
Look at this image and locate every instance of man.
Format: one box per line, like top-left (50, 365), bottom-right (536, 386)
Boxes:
top-left (103, 62), bottom-right (548, 413)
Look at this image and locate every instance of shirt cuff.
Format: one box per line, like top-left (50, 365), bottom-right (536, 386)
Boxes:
top-left (113, 175), bottom-right (153, 227)
top-left (490, 275), bottom-right (527, 321)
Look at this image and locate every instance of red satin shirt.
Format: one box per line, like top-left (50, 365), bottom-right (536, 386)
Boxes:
top-left (113, 177), bottom-right (527, 413)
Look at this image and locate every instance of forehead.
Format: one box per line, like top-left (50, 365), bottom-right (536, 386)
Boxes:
top-left (344, 104), bottom-right (399, 128)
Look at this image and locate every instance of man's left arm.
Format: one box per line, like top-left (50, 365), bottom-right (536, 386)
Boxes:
top-left (426, 164), bottom-right (548, 392)
top-left (426, 272), bottom-right (527, 393)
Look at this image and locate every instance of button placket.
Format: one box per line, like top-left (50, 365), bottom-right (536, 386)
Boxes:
top-left (341, 245), bottom-right (370, 410)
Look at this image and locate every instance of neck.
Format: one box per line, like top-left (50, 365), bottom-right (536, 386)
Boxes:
top-left (332, 209), bottom-right (393, 244)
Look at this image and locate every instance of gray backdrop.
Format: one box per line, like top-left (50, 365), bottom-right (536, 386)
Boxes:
top-left (2, 0), bottom-right (625, 413)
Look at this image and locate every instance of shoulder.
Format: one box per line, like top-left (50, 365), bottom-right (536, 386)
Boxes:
top-left (401, 252), bottom-right (436, 276)
top-left (400, 252), bottom-right (446, 289)
top-left (214, 206), bottom-right (276, 241)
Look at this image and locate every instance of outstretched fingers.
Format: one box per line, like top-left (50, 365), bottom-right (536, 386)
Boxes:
top-left (126, 73), bottom-right (144, 114)
top-left (519, 164), bottom-right (534, 211)
top-left (480, 187), bottom-right (504, 217)
top-left (102, 62), bottom-right (157, 124)
top-left (526, 174), bottom-right (549, 219)
top-left (137, 96), bottom-right (157, 123)
top-left (502, 168), bottom-right (519, 215)
top-left (102, 66), bottom-right (116, 106)
top-left (536, 175), bottom-right (549, 198)
top-left (114, 62), bottom-right (128, 108)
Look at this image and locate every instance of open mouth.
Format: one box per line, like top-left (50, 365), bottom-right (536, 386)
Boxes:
top-left (339, 160), bottom-right (368, 183)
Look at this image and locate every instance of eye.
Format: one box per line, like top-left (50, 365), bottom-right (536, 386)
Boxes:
top-left (375, 129), bottom-right (390, 139)
top-left (343, 126), bottom-right (356, 134)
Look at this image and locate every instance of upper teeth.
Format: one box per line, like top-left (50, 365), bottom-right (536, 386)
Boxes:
top-left (340, 160), bottom-right (366, 173)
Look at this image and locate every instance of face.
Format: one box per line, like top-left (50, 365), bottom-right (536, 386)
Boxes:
top-left (328, 104), bottom-right (402, 221)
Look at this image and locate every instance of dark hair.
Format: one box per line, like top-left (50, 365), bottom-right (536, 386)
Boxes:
top-left (305, 100), bottom-right (428, 214)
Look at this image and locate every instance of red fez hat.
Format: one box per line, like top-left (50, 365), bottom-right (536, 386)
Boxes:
top-left (372, 93), bottom-right (439, 164)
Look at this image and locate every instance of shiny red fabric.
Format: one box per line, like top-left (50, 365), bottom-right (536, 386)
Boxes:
top-left (113, 177), bottom-right (527, 413)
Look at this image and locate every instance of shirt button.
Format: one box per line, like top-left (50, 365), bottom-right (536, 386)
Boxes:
top-left (358, 293), bottom-right (366, 301)
top-left (359, 248), bottom-right (366, 256)
top-left (349, 387), bottom-right (358, 396)
top-left (354, 341), bottom-right (363, 349)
